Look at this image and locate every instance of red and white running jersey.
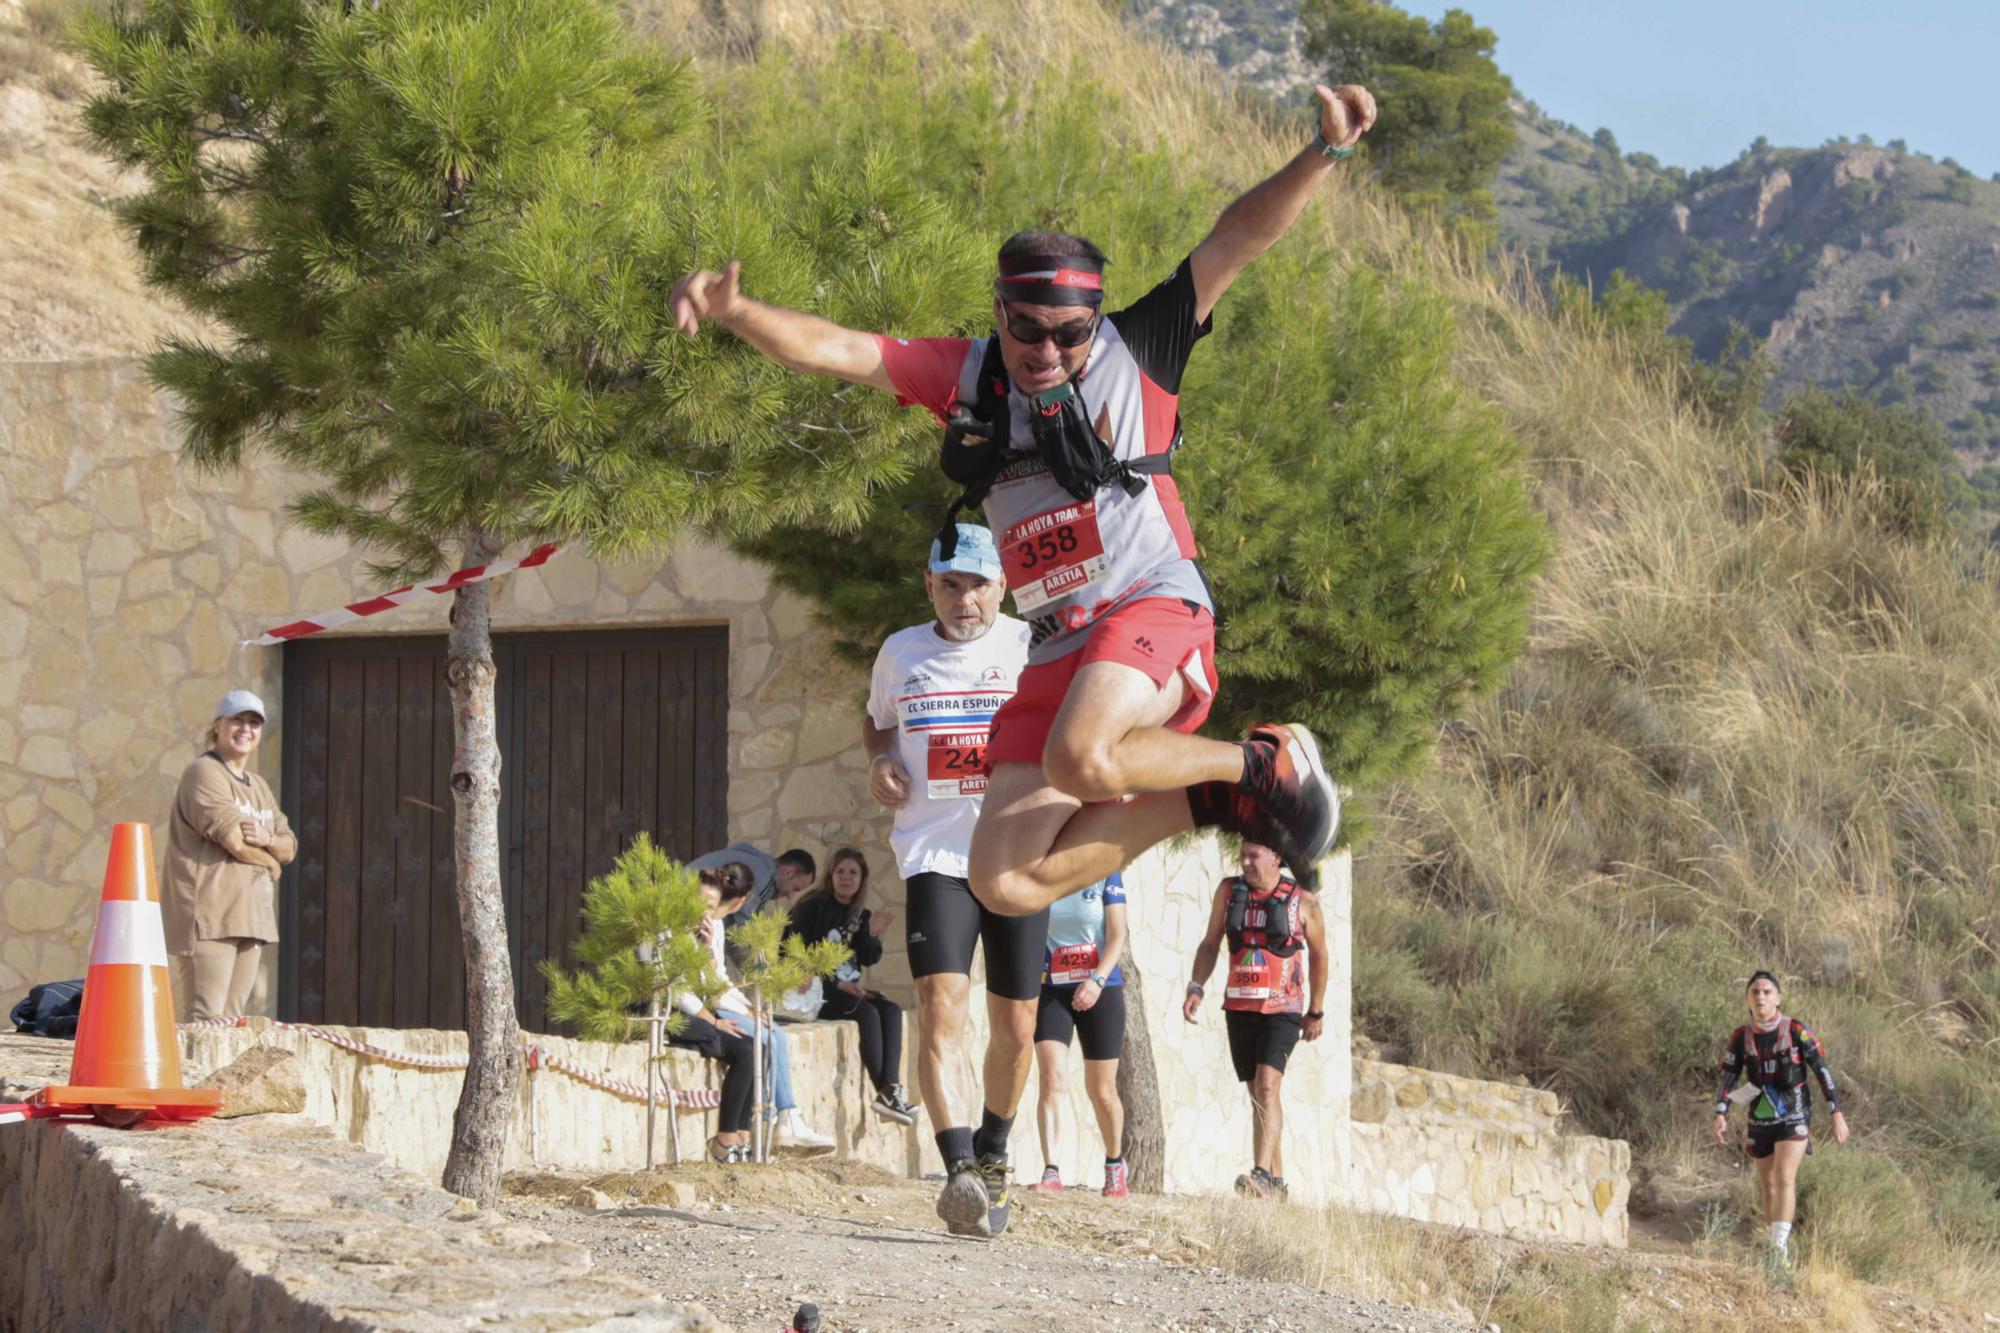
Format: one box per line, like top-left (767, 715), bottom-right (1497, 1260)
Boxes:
top-left (879, 257), bottom-right (1214, 664)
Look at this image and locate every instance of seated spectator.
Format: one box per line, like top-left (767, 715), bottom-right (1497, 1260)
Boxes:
top-left (786, 848), bottom-right (917, 1125)
top-left (673, 868), bottom-right (834, 1160)
top-left (773, 848), bottom-right (817, 911)
top-left (689, 841), bottom-right (778, 931)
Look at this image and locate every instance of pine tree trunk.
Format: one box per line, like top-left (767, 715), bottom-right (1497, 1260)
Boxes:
top-left (441, 529), bottom-right (521, 1205)
top-left (1115, 957), bottom-right (1167, 1193)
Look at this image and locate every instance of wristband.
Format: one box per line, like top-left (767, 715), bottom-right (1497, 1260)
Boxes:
top-left (1714, 1102), bottom-right (1729, 1117)
top-left (1312, 129), bottom-right (1356, 161)
top-left (1185, 981), bottom-right (1204, 998)
top-left (1306, 1010), bottom-right (1324, 1020)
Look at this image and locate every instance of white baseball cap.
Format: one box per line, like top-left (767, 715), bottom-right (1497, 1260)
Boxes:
top-left (215, 689), bottom-right (267, 721)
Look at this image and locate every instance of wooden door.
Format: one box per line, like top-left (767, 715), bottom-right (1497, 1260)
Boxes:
top-left (281, 627), bottom-right (729, 1029)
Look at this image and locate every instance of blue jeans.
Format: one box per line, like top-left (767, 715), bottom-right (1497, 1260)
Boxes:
top-left (718, 1009), bottom-right (795, 1113)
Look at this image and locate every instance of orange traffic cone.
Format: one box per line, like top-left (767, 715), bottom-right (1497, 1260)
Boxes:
top-left (30, 823), bottom-right (222, 1127)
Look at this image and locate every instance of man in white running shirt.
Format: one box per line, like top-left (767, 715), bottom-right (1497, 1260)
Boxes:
top-left (863, 524), bottom-right (1039, 1237)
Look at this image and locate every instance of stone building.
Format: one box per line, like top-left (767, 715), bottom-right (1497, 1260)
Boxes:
top-left (0, 357), bottom-right (902, 1019)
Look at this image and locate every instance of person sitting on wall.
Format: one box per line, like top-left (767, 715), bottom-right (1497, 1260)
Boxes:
top-left (674, 866), bottom-right (835, 1158)
top-left (786, 847), bottom-right (918, 1125)
top-left (773, 848), bottom-right (817, 911)
top-left (1182, 840), bottom-right (1327, 1201)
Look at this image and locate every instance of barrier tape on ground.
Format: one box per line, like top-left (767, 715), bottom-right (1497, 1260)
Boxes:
top-left (241, 542), bottom-right (562, 647)
top-left (177, 1017), bottom-right (720, 1109)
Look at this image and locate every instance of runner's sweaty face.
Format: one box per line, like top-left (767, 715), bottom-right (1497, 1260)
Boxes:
top-left (926, 569), bottom-right (1004, 642)
top-left (1239, 841), bottom-right (1282, 891)
top-left (1746, 977), bottom-right (1782, 1023)
top-left (995, 298), bottom-right (1097, 395)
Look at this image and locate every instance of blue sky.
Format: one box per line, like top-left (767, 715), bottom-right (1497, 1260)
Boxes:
top-left (1398, 0), bottom-right (1999, 178)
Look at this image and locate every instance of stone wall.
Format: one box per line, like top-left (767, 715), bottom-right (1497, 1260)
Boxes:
top-left (172, 1019), bottom-right (916, 1181)
top-left (930, 838), bottom-right (1355, 1207)
top-left (0, 357), bottom-right (903, 1009)
top-left (0, 1087), bottom-right (722, 1331)
top-left (1347, 1060), bottom-right (1631, 1248)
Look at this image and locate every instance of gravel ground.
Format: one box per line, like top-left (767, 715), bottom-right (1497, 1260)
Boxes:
top-left (505, 1162), bottom-right (1473, 1333)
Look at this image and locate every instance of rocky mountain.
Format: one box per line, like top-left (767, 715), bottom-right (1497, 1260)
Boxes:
top-left (1129, 2), bottom-right (2000, 468)
top-left (1510, 113), bottom-right (2000, 466)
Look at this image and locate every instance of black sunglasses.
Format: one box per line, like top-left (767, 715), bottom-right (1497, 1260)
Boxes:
top-left (1002, 310), bottom-right (1099, 349)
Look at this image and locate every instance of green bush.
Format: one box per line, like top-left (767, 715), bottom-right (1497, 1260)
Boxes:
top-left (1774, 387), bottom-right (1968, 538)
top-left (1797, 1148), bottom-right (1928, 1282)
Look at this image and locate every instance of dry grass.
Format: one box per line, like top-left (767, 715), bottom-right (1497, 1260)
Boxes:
top-left (1185, 1190), bottom-right (1989, 1333)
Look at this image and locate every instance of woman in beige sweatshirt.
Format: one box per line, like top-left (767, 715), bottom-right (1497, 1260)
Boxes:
top-left (162, 689), bottom-right (296, 1019)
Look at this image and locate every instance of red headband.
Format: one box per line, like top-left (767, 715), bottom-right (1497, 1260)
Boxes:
top-left (996, 255), bottom-right (1105, 306)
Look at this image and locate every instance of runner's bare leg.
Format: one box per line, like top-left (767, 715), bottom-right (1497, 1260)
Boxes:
top-left (982, 993), bottom-right (1038, 1127)
top-left (914, 973), bottom-right (971, 1134)
top-left (972, 660), bottom-right (1243, 915)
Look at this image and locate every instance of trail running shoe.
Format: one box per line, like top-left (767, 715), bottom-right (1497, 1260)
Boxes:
top-left (936, 1158), bottom-right (992, 1237)
top-left (1102, 1160), bottom-right (1129, 1199)
top-left (1238, 723), bottom-right (1340, 891)
top-left (872, 1085), bottom-right (918, 1126)
top-left (1234, 1166), bottom-right (1277, 1200)
top-left (979, 1153), bottom-right (1013, 1236)
top-left (1032, 1165), bottom-right (1065, 1193)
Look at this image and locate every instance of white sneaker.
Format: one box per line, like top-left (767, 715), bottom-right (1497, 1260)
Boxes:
top-left (773, 1108), bottom-right (834, 1155)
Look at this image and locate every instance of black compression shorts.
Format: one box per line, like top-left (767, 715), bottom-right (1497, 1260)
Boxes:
top-left (1224, 1009), bottom-right (1303, 1084)
top-left (1747, 1120), bottom-right (1810, 1158)
top-left (905, 872), bottom-right (1050, 1002)
top-left (1034, 983), bottom-right (1127, 1062)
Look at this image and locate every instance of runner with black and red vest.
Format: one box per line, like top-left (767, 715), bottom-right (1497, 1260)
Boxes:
top-left (1711, 970), bottom-right (1851, 1276)
top-left (667, 82), bottom-right (1377, 1238)
top-left (1183, 841), bottom-right (1328, 1200)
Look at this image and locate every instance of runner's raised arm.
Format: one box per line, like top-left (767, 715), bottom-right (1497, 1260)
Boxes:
top-left (1186, 83), bottom-right (1377, 323)
top-left (668, 259), bottom-right (895, 392)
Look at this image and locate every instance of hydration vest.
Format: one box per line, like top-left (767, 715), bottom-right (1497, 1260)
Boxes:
top-left (933, 337), bottom-right (1174, 562)
top-left (1222, 878), bottom-right (1307, 1015)
top-left (1224, 878), bottom-right (1305, 956)
top-left (1737, 1019), bottom-right (1805, 1091)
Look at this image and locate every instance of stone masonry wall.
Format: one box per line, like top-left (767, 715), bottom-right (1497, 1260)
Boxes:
top-left (0, 357), bottom-right (903, 1009)
top-left (1348, 1060), bottom-right (1631, 1248)
top-left (0, 1089), bottom-right (723, 1331)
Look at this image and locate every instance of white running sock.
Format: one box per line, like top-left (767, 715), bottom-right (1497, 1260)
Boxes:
top-left (1770, 1220), bottom-right (1793, 1251)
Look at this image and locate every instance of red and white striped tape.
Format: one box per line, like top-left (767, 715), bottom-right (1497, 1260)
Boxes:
top-left (241, 542), bottom-right (562, 647)
top-left (177, 1017), bottom-right (721, 1109)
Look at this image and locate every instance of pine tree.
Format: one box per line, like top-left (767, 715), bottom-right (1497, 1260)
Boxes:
top-left (543, 836), bottom-right (847, 1163)
top-left (73, 0), bottom-right (962, 1202)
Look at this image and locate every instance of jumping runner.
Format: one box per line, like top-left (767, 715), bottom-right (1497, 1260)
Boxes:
top-left (1028, 873), bottom-right (1129, 1198)
top-left (1183, 840), bottom-right (1326, 1200)
top-left (668, 84), bottom-right (1379, 925)
top-left (860, 526), bottom-right (1043, 1237)
top-left (1713, 970), bottom-right (1849, 1275)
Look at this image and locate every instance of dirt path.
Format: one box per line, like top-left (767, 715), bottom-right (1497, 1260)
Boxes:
top-left (504, 1162), bottom-right (1469, 1333)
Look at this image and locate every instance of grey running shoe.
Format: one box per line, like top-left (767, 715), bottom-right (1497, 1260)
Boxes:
top-left (936, 1158), bottom-right (992, 1237)
top-left (978, 1153), bottom-right (1012, 1237)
